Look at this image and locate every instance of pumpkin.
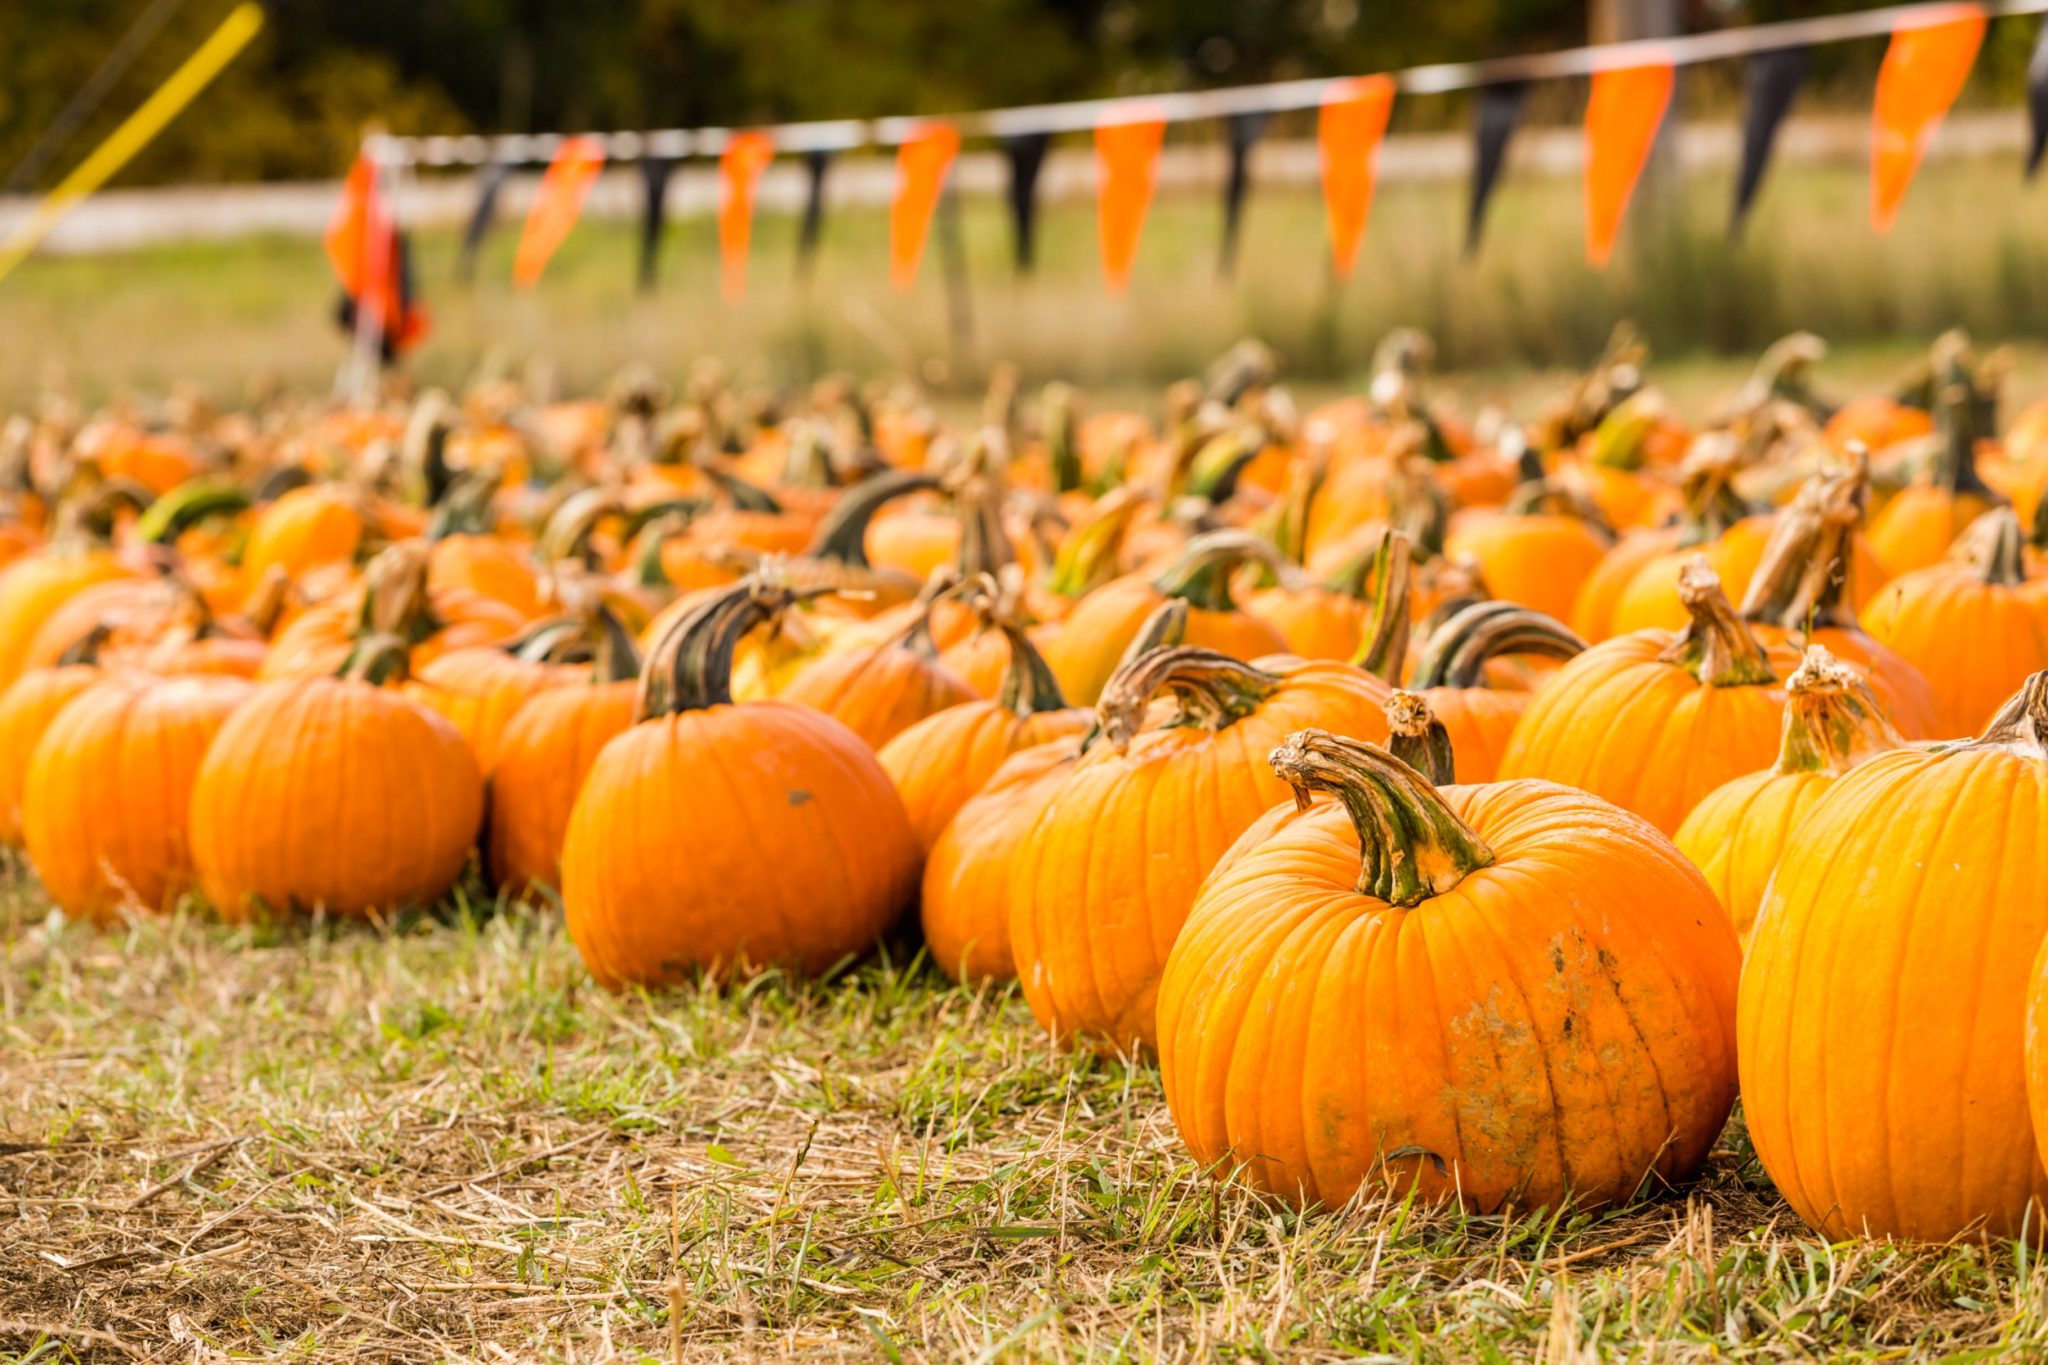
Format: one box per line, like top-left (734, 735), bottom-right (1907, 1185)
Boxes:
top-left (0, 543), bottom-right (136, 692)
top-left (1497, 559), bottom-right (1787, 834)
top-left (1673, 645), bottom-right (1901, 943)
top-left (878, 616), bottom-right (1089, 851)
top-left (188, 636), bottom-right (484, 918)
top-left (561, 578), bottom-right (919, 986)
top-left (0, 660), bottom-right (105, 846)
top-left (23, 673), bottom-right (252, 922)
top-left (1866, 335), bottom-right (2004, 580)
top-left (1157, 727), bottom-right (1739, 1213)
top-left (1243, 547), bottom-right (1377, 662)
top-left (485, 610), bottom-right (643, 897)
top-left (1040, 530), bottom-right (1290, 705)
top-left (1862, 507), bottom-right (2048, 736)
top-left (1406, 601), bottom-right (1585, 783)
top-left (779, 595), bottom-right (981, 751)
top-left (240, 483), bottom-right (372, 586)
top-left (261, 541), bottom-right (526, 680)
top-left (1008, 645), bottom-right (1391, 1053)
top-left (406, 625), bottom-right (576, 771)
top-left (1739, 671), bottom-right (2048, 1242)
top-left (1443, 478), bottom-right (1612, 626)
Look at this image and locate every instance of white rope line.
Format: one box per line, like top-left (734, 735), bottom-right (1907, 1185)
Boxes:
top-left (374, 0), bottom-right (2046, 168)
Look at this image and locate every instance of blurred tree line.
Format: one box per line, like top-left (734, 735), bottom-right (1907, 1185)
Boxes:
top-left (0, 0), bottom-right (2034, 190)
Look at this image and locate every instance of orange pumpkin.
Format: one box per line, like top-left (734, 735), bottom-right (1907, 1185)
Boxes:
top-left (779, 598), bottom-right (981, 751)
top-left (1009, 646), bottom-right (1391, 1053)
top-left (1741, 671), bottom-right (2048, 1242)
top-left (1406, 601), bottom-right (1585, 783)
top-left (23, 673), bottom-right (252, 922)
top-left (1157, 728), bottom-right (1738, 1212)
top-left (0, 661), bottom-right (105, 846)
top-left (561, 578), bottom-right (919, 986)
top-left (1497, 560), bottom-right (1787, 834)
top-left (1674, 646), bottom-right (1901, 943)
top-left (188, 638), bottom-right (484, 918)
top-left (1443, 480), bottom-right (1612, 626)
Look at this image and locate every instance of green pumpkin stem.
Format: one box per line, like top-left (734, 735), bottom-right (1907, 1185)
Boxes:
top-left (807, 469), bottom-right (940, 568)
top-left (356, 542), bottom-right (443, 646)
top-left (339, 633), bottom-right (413, 686)
top-left (1041, 383), bottom-right (1082, 494)
top-left (55, 621), bottom-right (114, 668)
top-left (1672, 437), bottom-right (1753, 549)
top-left (1411, 601), bottom-right (1585, 691)
top-left (538, 489), bottom-right (629, 568)
top-left (1955, 670), bottom-right (2048, 758)
top-left (1952, 506), bottom-right (2029, 588)
top-left (1149, 529), bottom-right (1290, 614)
top-left (637, 576), bottom-right (800, 721)
top-left (1350, 529), bottom-right (1413, 686)
top-left (1774, 645), bottom-right (1903, 776)
top-left (1269, 728), bottom-right (1494, 908)
top-left (1385, 691), bottom-right (1457, 785)
top-left (1504, 477), bottom-right (1615, 541)
top-left (952, 476), bottom-right (1016, 578)
top-left (996, 622), bottom-right (1069, 716)
top-left (1047, 486), bottom-right (1150, 599)
top-left (1662, 557), bottom-right (1776, 688)
top-left (133, 479), bottom-right (251, 546)
top-left (1094, 646), bottom-right (1279, 752)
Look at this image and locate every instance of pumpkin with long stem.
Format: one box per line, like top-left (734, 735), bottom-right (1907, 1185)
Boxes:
top-left (1740, 671), bottom-right (2048, 1242)
top-left (1674, 645), bottom-right (1901, 942)
top-left (24, 672), bottom-right (253, 922)
top-left (1156, 726), bottom-right (1738, 1213)
top-left (1040, 529), bottom-right (1291, 706)
top-left (189, 634), bottom-right (484, 919)
top-left (1861, 507), bottom-right (2048, 736)
top-left (1407, 601), bottom-right (1586, 783)
top-left (878, 592), bottom-right (1089, 851)
top-left (486, 605), bottom-right (644, 897)
top-left (1008, 645), bottom-right (1390, 1053)
top-left (561, 576), bottom-right (919, 985)
top-left (1866, 331), bottom-right (2006, 580)
top-left (1497, 558), bottom-right (1787, 834)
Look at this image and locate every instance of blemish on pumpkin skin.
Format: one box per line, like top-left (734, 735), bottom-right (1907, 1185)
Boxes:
top-left (788, 789), bottom-right (812, 806)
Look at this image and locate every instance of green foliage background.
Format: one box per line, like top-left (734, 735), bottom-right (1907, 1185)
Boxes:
top-left (4, 0), bottom-right (2034, 190)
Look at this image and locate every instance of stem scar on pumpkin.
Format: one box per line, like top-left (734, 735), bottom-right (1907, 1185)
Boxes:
top-left (1268, 728), bottom-right (1494, 907)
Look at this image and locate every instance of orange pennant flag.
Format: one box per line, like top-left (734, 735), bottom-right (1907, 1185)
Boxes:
top-left (1872, 9), bottom-right (1985, 233)
top-left (513, 135), bottom-right (607, 290)
top-left (718, 131), bottom-right (777, 302)
top-left (889, 122), bottom-right (960, 292)
top-left (325, 152), bottom-right (426, 350)
top-left (1318, 75), bottom-right (1396, 280)
top-left (1584, 62), bottom-right (1675, 270)
top-left (1096, 108), bottom-right (1166, 295)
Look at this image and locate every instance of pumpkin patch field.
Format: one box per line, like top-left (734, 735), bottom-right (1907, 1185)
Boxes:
top-left (14, 330), bottom-right (2048, 1359)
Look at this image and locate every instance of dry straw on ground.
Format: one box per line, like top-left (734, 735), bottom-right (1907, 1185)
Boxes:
top-left (4, 871), bottom-right (2047, 1362)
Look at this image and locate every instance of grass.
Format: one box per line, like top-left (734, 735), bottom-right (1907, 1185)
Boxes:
top-left (10, 144), bottom-right (2048, 410)
top-left (8, 871), bottom-right (2048, 1361)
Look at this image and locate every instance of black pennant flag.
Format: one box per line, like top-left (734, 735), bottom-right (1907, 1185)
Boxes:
top-left (1000, 132), bottom-right (1052, 274)
top-left (1220, 110), bottom-right (1269, 279)
top-left (1733, 46), bottom-right (1810, 232)
top-left (458, 159), bottom-right (511, 281)
top-left (1466, 81), bottom-right (1530, 255)
top-left (2028, 24), bottom-right (2048, 178)
top-left (637, 154), bottom-right (674, 293)
top-left (797, 149), bottom-right (832, 275)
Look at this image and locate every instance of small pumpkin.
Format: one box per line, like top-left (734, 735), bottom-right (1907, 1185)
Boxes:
top-left (1157, 727), bottom-right (1738, 1213)
top-left (188, 636), bottom-right (484, 918)
top-left (1673, 645), bottom-right (1901, 943)
top-left (0, 650), bottom-right (107, 846)
top-left (779, 593), bottom-right (981, 751)
top-left (561, 578), bottom-right (919, 986)
top-left (1443, 477), bottom-right (1612, 626)
top-left (1866, 335), bottom-right (2004, 580)
top-left (24, 673), bottom-right (252, 922)
top-left (1008, 645), bottom-right (1390, 1053)
top-left (1740, 671), bottom-right (2048, 1242)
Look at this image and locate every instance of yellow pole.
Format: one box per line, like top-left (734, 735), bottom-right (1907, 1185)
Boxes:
top-left (0, 2), bottom-right (266, 285)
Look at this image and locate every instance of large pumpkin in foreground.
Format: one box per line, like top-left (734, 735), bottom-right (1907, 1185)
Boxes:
top-left (561, 577), bottom-right (919, 987)
top-left (1158, 728), bottom-right (1739, 1213)
top-left (1740, 671), bottom-right (2048, 1242)
top-left (188, 637), bottom-right (483, 918)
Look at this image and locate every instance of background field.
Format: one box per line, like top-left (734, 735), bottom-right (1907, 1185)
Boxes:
top-left (8, 884), bottom-right (2048, 1362)
top-left (10, 148), bottom-right (2048, 414)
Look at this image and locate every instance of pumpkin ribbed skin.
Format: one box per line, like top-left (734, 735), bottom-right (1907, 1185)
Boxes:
top-left (1158, 773), bottom-right (1739, 1213)
top-left (1443, 513), bottom-right (1607, 626)
top-left (779, 642), bottom-right (979, 751)
top-left (1008, 653), bottom-right (1390, 1053)
top-left (1674, 772), bottom-right (1826, 941)
top-left (189, 677), bottom-right (483, 918)
top-left (485, 680), bottom-right (637, 895)
top-left (562, 700), bottom-right (917, 986)
top-left (408, 648), bottom-right (568, 771)
top-left (0, 665), bottom-right (103, 845)
top-left (921, 740), bottom-right (1078, 985)
top-left (1739, 681), bottom-right (2048, 1242)
top-left (24, 674), bottom-right (251, 922)
top-left (879, 701), bottom-right (1089, 851)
